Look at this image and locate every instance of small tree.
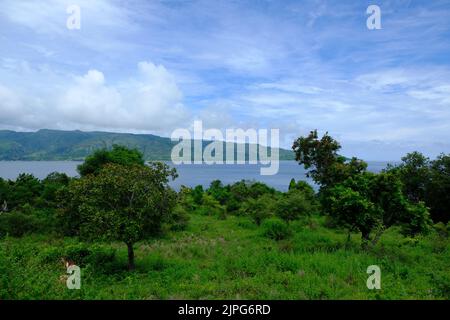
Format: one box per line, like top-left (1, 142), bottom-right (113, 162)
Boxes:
top-left (66, 162), bottom-right (177, 270)
top-left (427, 154), bottom-right (450, 223)
top-left (77, 144), bottom-right (145, 177)
top-left (325, 172), bottom-right (432, 248)
top-left (241, 194), bottom-right (276, 225)
top-left (292, 130), bottom-right (367, 190)
top-left (276, 190), bottom-right (314, 224)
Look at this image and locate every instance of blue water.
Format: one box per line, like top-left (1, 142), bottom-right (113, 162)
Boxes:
top-left (0, 161), bottom-right (393, 191)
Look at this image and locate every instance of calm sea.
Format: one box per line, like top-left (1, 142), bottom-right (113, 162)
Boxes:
top-left (0, 161), bottom-right (394, 191)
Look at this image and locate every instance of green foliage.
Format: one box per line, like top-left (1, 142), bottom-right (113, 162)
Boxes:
top-left (288, 179), bottom-right (316, 199)
top-left (0, 129), bottom-right (295, 161)
top-left (198, 194), bottom-right (226, 219)
top-left (427, 153), bottom-right (450, 223)
top-left (387, 151), bottom-right (450, 223)
top-left (0, 213), bottom-right (449, 299)
top-left (63, 162), bottom-right (178, 269)
top-left (168, 204), bottom-right (190, 231)
top-left (325, 182), bottom-right (378, 243)
top-left (292, 130), bottom-right (367, 189)
top-left (191, 185), bottom-right (204, 206)
top-left (389, 152), bottom-right (430, 202)
top-left (8, 174), bottom-right (42, 209)
top-left (241, 194), bottom-right (276, 225)
top-left (0, 212), bottom-right (39, 237)
top-left (77, 144), bottom-right (145, 177)
top-left (400, 202), bottom-right (432, 237)
top-left (276, 190), bottom-right (315, 224)
top-left (433, 222), bottom-right (450, 238)
top-left (207, 180), bottom-right (230, 205)
top-left (262, 218), bottom-right (292, 240)
top-left (324, 172), bottom-right (433, 247)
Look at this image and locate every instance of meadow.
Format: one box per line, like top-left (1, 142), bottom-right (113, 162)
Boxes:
top-left (1, 213), bottom-right (448, 300)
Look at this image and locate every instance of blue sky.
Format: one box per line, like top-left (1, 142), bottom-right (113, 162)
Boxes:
top-left (0, 0), bottom-right (449, 160)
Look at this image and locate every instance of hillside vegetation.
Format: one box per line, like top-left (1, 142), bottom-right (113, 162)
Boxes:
top-left (0, 129), bottom-right (295, 161)
top-left (0, 131), bottom-right (449, 300)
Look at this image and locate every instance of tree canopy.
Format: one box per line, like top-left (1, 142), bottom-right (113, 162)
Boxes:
top-left (65, 162), bottom-right (178, 270)
top-left (77, 144), bottom-right (145, 177)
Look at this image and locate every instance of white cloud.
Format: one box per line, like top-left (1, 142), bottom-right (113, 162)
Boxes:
top-left (0, 62), bottom-right (190, 133)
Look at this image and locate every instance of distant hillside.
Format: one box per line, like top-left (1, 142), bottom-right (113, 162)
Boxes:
top-left (0, 129), bottom-right (295, 161)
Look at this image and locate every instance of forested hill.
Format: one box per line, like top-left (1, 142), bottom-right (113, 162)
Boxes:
top-left (0, 129), bottom-right (295, 161)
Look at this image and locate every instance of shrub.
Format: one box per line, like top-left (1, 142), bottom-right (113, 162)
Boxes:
top-left (169, 204), bottom-right (190, 231)
top-left (241, 194), bottom-right (276, 225)
top-left (198, 194), bottom-right (226, 219)
top-left (433, 222), bottom-right (449, 238)
top-left (262, 218), bottom-right (292, 240)
top-left (276, 190), bottom-right (315, 224)
top-left (0, 212), bottom-right (39, 237)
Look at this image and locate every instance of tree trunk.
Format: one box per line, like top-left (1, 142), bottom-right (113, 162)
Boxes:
top-left (361, 230), bottom-right (371, 250)
top-left (127, 242), bottom-right (135, 271)
top-left (370, 228), bottom-right (385, 248)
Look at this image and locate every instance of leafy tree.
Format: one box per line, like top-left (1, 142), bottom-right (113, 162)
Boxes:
top-left (40, 172), bottom-right (70, 207)
top-left (8, 174), bottom-right (42, 209)
top-left (262, 218), bottom-right (292, 240)
top-left (199, 193), bottom-right (226, 219)
top-left (387, 151), bottom-right (430, 202)
top-left (191, 185), bottom-right (204, 206)
top-left (207, 180), bottom-right (230, 205)
top-left (65, 163), bottom-right (178, 270)
top-left (0, 211), bottom-right (39, 237)
top-left (292, 130), bottom-right (366, 189)
top-left (324, 172), bottom-right (432, 248)
top-left (276, 190), bottom-right (315, 224)
top-left (288, 179), bottom-right (316, 200)
top-left (427, 153), bottom-right (450, 223)
top-left (0, 178), bottom-right (9, 212)
top-left (241, 194), bottom-right (276, 225)
top-left (77, 144), bottom-right (145, 177)
top-left (325, 183), bottom-right (377, 246)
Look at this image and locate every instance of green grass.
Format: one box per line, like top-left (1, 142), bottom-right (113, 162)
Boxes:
top-left (1, 213), bottom-right (449, 299)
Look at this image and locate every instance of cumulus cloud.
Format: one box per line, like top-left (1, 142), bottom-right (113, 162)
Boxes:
top-left (0, 62), bottom-right (190, 133)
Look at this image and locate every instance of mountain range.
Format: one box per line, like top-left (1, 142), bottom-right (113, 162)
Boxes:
top-left (0, 129), bottom-right (295, 161)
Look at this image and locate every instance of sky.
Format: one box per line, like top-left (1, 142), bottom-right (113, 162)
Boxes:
top-left (0, 0), bottom-right (449, 160)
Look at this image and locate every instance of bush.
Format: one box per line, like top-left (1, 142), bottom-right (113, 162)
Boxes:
top-left (262, 218), bottom-right (292, 240)
top-left (0, 212), bottom-right (39, 237)
top-left (39, 243), bottom-right (117, 273)
top-left (433, 222), bottom-right (449, 238)
top-left (241, 194), bottom-right (276, 225)
top-left (169, 204), bottom-right (190, 231)
top-left (276, 190), bottom-right (315, 224)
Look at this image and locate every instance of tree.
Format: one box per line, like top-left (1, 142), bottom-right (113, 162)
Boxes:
top-left (288, 179), bottom-right (316, 200)
top-left (427, 153), bottom-right (450, 222)
top-left (0, 178), bottom-right (9, 212)
top-left (207, 180), bottom-right (230, 205)
top-left (8, 174), bottom-right (42, 209)
top-left (65, 163), bottom-right (178, 270)
top-left (40, 172), bottom-right (70, 207)
top-left (292, 130), bottom-right (367, 189)
top-left (276, 190), bottom-right (315, 224)
top-left (325, 182), bottom-right (378, 247)
top-left (324, 172), bottom-right (432, 248)
top-left (241, 194), bottom-right (276, 225)
top-left (77, 144), bottom-right (145, 177)
top-left (388, 151), bottom-right (430, 202)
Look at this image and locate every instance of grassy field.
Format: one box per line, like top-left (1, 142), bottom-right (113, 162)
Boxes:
top-left (1, 213), bottom-right (449, 300)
